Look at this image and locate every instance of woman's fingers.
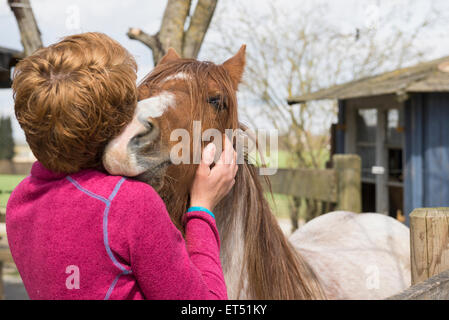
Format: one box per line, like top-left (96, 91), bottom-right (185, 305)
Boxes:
top-left (202, 143), bottom-right (216, 166)
top-left (197, 143), bottom-right (216, 177)
top-left (189, 136), bottom-right (238, 211)
top-left (214, 138), bottom-right (237, 186)
top-left (217, 135), bottom-right (235, 166)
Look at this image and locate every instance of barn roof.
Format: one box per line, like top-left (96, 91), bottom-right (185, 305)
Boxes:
top-left (287, 55), bottom-right (449, 104)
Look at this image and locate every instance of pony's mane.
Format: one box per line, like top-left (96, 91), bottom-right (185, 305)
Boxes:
top-left (137, 59), bottom-right (326, 299)
top-left (215, 126), bottom-right (326, 299)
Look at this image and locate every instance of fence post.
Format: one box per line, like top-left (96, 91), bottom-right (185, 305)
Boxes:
top-left (410, 208), bottom-right (449, 285)
top-left (333, 154), bottom-right (361, 213)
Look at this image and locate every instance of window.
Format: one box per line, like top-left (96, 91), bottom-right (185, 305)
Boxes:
top-left (356, 109), bottom-right (377, 181)
top-left (387, 108), bottom-right (404, 183)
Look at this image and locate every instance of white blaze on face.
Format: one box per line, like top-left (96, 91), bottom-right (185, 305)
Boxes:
top-left (162, 72), bottom-right (190, 83)
top-left (103, 91), bottom-right (176, 176)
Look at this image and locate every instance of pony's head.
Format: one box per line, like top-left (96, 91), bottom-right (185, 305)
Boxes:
top-left (103, 46), bottom-right (246, 229)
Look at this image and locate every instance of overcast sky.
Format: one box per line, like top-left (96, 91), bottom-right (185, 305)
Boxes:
top-left (1, 0), bottom-right (449, 143)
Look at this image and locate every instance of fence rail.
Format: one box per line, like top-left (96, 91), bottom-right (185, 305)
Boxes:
top-left (0, 160), bottom-right (32, 175)
top-left (388, 269), bottom-right (449, 300)
top-left (265, 154), bottom-right (362, 213)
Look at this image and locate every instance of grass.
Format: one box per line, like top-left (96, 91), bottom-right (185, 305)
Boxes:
top-left (259, 150), bottom-right (292, 219)
top-left (0, 175), bottom-right (27, 208)
top-left (265, 192), bottom-right (292, 219)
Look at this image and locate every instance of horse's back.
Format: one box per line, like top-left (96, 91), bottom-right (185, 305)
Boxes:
top-left (289, 211), bottom-right (411, 299)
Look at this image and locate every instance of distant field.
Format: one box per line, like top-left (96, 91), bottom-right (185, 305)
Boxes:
top-left (0, 175), bottom-right (27, 208)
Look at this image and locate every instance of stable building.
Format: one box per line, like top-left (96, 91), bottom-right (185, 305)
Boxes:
top-left (0, 46), bottom-right (23, 88)
top-left (288, 56), bottom-right (449, 224)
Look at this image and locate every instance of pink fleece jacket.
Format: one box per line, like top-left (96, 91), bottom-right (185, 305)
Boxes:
top-left (6, 162), bottom-right (228, 300)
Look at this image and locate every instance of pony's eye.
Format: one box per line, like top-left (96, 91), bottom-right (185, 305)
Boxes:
top-left (208, 96), bottom-right (227, 111)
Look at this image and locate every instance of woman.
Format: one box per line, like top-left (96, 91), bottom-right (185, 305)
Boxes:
top-left (6, 32), bottom-right (236, 300)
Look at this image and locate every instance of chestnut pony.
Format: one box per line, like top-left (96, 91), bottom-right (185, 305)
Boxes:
top-left (103, 47), bottom-right (411, 299)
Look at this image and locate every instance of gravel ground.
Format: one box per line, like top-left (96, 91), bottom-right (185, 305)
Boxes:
top-left (3, 273), bottom-right (28, 300)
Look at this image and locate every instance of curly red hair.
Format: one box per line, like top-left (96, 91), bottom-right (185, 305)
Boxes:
top-left (12, 32), bottom-right (137, 173)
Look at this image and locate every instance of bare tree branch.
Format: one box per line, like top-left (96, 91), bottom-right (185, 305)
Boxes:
top-left (127, 28), bottom-right (163, 65)
top-left (128, 0), bottom-right (217, 65)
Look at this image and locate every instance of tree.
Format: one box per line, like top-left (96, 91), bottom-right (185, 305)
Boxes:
top-left (127, 0), bottom-right (218, 65)
top-left (0, 117), bottom-right (15, 161)
top-left (8, 0), bottom-right (43, 56)
top-left (207, 0), bottom-right (445, 226)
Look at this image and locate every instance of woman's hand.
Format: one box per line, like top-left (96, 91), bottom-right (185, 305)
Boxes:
top-left (189, 136), bottom-right (238, 212)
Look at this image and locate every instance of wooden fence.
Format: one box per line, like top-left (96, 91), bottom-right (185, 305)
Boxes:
top-left (266, 154), bottom-right (362, 213)
top-left (388, 208), bottom-right (449, 299)
top-left (0, 160), bottom-right (33, 175)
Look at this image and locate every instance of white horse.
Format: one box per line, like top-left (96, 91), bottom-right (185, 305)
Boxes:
top-left (290, 211), bottom-right (410, 299)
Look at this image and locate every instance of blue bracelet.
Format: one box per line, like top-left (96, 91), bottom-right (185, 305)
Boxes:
top-left (187, 206), bottom-right (215, 220)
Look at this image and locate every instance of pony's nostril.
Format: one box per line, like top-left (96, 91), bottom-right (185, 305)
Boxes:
top-left (144, 118), bottom-right (157, 132)
top-left (133, 120), bottom-right (156, 141)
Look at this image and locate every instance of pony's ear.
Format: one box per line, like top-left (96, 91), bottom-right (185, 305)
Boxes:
top-left (158, 48), bottom-right (181, 65)
top-left (222, 45), bottom-right (246, 89)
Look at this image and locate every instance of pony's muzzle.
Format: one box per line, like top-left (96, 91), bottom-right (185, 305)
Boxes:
top-left (102, 116), bottom-right (155, 177)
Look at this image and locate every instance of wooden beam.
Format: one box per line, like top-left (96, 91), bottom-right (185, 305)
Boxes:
top-left (0, 248), bottom-right (13, 264)
top-left (264, 154), bottom-right (361, 211)
top-left (334, 154), bottom-right (362, 213)
top-left (0, 160), bottom-right (33, 175)
top-left (410, 208), bottom-right (449, 285)
top-left (387, 269), bottom-right (449, 300)
top-left (375, 109), bottom-right (389, 214)
top-left (345, 94), bottom-right (403, 110)
top-left (265, 168), bottom-right (337, 202)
